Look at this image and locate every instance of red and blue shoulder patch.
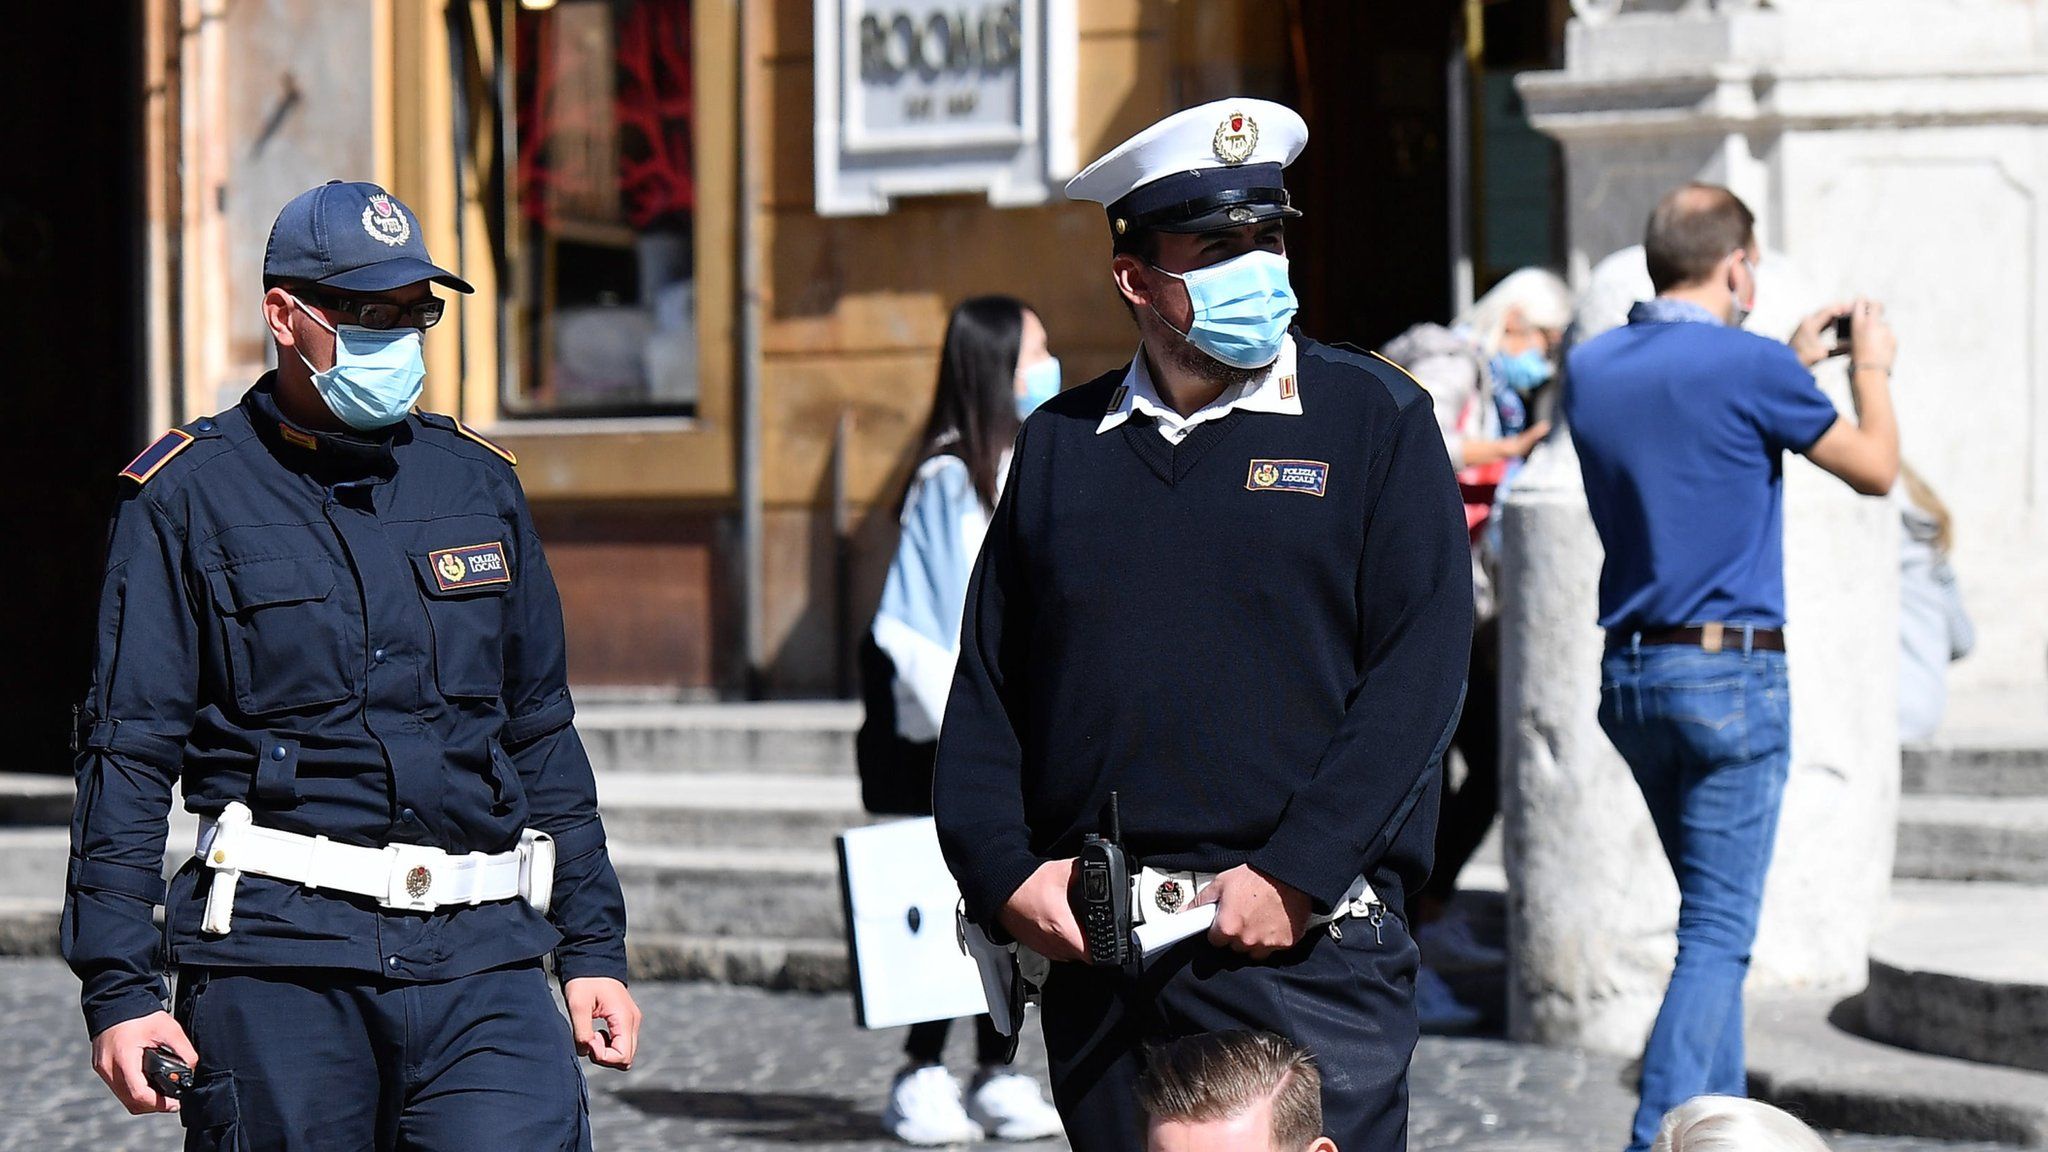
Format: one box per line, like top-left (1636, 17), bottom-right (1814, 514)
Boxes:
top-left (119, 429), bottom-right (196, 485)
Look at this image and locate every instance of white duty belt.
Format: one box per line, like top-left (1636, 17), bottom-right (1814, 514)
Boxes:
top-left (196, 801), bottom-right (554, 935)
top-left (1131, 867), bottom-right (1387, 952)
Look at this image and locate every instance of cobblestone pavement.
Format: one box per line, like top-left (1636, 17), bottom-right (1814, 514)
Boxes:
top-left (0, 959), bottom-right (2012, 1152)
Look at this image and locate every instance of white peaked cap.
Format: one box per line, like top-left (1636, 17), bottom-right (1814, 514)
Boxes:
top-left (1065, 98), bottom-right (1309, 235)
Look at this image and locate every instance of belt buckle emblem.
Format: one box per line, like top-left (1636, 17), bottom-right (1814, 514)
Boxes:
top-left (1154, 878), bottom-right (1187, 914)
top-left (405, 865), bottom-right (432, 900)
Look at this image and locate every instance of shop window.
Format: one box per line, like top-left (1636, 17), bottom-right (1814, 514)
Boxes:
top-left (510, 0), bottom-right (696, 417)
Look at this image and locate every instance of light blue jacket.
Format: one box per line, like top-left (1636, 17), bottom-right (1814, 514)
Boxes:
top-left (871, 454), bottom-right (996, 741)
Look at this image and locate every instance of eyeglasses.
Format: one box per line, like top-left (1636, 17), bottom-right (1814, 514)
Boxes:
top-left (296, 288), bottom-right (445, 330)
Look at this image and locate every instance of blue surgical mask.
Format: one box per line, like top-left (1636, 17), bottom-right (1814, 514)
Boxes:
top-left (1153, 250), bottom-right (1298, 369)
top-left (1016, 356), bottom-right (1061, 419)
top-left (1490, 349), bottom-right (1554, 394)
top-left (291, 296), bottom-right (427, 431)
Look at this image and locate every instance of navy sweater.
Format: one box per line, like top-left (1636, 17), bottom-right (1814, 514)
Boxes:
top-left (933, 337), bottom-right (1473, 923)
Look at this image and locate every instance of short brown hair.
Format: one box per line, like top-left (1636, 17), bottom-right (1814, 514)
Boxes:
top-left (1137, 1031), bottom-right (1323, 1148)
top-left (1644, 183), bottom-right (1756, 293)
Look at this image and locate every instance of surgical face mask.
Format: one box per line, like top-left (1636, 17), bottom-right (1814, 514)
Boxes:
top-left (1152, 249), bottom-right (1299, 369)
top-left (1016, 355), bottom-right (1061, 419)
top-left (291, 296), bottom-right (427, 431)
top-left (1490, 349), bottom-right (1554, 394)
top-left (1730, 258), bottom-right (1758, 328)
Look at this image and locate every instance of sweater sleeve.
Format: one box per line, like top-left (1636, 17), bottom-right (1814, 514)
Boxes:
top-left (931, 443), bottom-right (1041, 927)
top-left (1247, 399), bottom-right (1475, 908)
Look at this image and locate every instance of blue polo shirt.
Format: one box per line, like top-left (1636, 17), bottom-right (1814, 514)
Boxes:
top-left (1565, 299), bottom-right (1839, 631)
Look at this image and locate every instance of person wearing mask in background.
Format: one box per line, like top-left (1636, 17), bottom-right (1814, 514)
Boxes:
top-left (1895, 463), bottom-right (1974, 742)
top-left (857, 296), bottom-right (1065, 1144)
top-left (1566, 183), bottom-right (1898, 1152)
top-left (1380, 268), bottom-right (1572, 1029)
top-left (64, 181), bottom-right (636, 1150)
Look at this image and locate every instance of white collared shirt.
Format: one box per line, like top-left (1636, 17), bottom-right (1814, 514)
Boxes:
top-left (1096, 334), bottom-right (1303, 444)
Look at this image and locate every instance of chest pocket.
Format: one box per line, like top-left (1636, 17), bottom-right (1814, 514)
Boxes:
top-left (205, 558), bottom-right (354, 715)
top-left (410, 550), bottom-right (510, 700)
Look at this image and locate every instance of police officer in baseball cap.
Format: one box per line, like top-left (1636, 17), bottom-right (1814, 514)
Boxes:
top-left (935, 100), bottom-right (1471, 1151)
top-left (66, 181), bottom-right (638, 1149)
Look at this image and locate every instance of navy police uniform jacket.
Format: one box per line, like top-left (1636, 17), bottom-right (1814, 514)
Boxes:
top-left (64, 375), bottom-right (628, 1037)
top-left (933, 336), bottom-right (1473, 926)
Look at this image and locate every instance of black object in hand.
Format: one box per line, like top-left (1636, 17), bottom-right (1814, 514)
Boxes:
top-left (143, 1045), bottom-right (193, 1099)
top-left (1073, 793), bottom-right (1132, 967)
top-left (1831, 313), bottom-right (1853, 356)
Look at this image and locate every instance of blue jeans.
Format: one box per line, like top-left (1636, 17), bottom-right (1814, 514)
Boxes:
top-left (1598, 640), bottom-right (1791, 1152)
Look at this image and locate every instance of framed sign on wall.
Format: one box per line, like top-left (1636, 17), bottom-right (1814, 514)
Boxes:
top-left (814, 0), bottom-right (1077, 216)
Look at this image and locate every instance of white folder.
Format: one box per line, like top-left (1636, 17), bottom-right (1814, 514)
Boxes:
top-left (836, 817), bottom-right (992, 1029)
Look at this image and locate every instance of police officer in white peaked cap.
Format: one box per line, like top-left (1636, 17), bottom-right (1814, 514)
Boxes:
top-left (934, 97), bottom-right (1473, 1151)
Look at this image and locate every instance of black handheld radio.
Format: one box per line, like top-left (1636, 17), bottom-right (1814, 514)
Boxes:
top-left (1074, 792), bottom-right (1132, 967)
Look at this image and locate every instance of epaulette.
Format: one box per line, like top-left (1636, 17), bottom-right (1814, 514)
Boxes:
top-left (118, 416), bottom-right (221, 485)
top-left (418, 412), bottom-right (517, 466)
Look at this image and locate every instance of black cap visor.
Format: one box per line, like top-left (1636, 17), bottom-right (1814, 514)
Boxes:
top-left (1148, 201), bottom-right (1301, 234)
top-left (317, 256), bottom-right (476, 295)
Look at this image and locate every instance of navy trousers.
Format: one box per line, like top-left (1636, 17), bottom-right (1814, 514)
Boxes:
top-left (173, 960), bottom-right (590, 1152)
top-left (1040, 915), bottom-right (1420, 1152)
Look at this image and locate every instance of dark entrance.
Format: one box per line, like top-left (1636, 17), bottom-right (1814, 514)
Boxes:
top-left (1280, 0), bottom-right (1565, 350)
top-left (1286, 1), bottom-right (1460, 351)
top-left (0, 6), bottom-right (147, 774)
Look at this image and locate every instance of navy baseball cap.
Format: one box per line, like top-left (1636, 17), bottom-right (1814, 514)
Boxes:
top-left (263, 180), bottom-right (475, 294)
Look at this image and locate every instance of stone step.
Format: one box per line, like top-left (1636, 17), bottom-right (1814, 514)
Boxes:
top-left (0, 828), bottom-right (70, 905)
top-left (577, 701), bottom-right (860, 778)
top-left (609, 844), bottom-right (846, 941)
top-left (1903, 736), bottom-right (2048, 798)
top-left (1748, 993), bottom-right (2048, 1146)
top-left (1859, 879), bottom-right (2048, 1074)
top-left (596, 773), bottom-right (871, 850)
top-left (0, 774), bottom-right (74, 826)
top-left (1894, 795), bottom-right (2048, 883)
top-left (626, 932), bottom-right (849, 992)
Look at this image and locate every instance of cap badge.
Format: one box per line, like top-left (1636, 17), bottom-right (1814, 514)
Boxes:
top-left (1213, 111), bottom-right (1259, 165)
top-left (362, 193), bottom-right (412, 248)
top-left (1228, 206), bottom-right (1255, 224)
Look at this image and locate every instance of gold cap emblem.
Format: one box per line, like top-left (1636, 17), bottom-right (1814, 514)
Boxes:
top-left (1212, 110), bottom-right (1259, 165)
top-left (405, 865), bottom-right (432, 900)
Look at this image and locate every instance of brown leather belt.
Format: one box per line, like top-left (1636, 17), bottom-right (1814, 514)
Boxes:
top-left (1606, 624), bottom-right (1785, 653)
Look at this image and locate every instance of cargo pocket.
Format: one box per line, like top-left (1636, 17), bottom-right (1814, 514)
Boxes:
top-left (206, 558), bottom-right (353, 715)
top-left (410, 551), bottom-right (510, 700)
top-left (178, 1070), bottom-right (244, 1152)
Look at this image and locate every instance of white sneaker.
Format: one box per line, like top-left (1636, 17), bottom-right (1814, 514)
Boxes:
top-left (967, 1070), bottom-right (1065, 1141)
top-left (883, 1064), bottom-right (985, 1145)
top-left (1417, 911), bottom-right (1507, 974)
top-left (1416, 964), bottom-right (1484, 1033)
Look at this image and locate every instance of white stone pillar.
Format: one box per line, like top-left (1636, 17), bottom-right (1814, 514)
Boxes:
top-left (1499, 437), bottom-right (1897, 1052)
top-left (1500, 1), bottom-right (1977, 1048)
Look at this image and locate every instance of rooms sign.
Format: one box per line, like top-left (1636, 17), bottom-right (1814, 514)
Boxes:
top-left (815, 0), bottom-right (1075, 215)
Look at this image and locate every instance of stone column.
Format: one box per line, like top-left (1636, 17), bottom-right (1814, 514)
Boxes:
top-left (1501, 0), bottom-right (1969, 1050)
top-left (1499, 437), bottom-right (1897, 1052)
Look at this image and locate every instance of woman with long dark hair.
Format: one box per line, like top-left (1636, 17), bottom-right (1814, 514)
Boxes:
top-left (859, 296), bottom-right (1064, 1144)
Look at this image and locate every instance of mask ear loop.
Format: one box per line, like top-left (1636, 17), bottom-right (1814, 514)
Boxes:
top-left (1139, 263), bottom-right (1202, 349)
top-left (284, 293), bottom-right (339, 377)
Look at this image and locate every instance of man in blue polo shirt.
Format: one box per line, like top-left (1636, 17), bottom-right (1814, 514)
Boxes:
top-left (1565, 183), bottom-right (1899, 1152)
